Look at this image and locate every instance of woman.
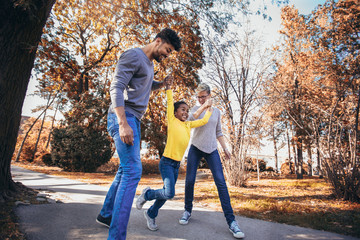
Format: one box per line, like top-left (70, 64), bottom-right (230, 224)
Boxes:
top-left (179, 83), bottom-right (245, 239)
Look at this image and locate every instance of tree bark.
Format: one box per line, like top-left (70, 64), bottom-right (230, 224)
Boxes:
top-left (0, 0), bottom-right (56, 200)
top-left (272, 124), bottom-right (279, 173)
top-left (286, 125), bottom-right (292, 173)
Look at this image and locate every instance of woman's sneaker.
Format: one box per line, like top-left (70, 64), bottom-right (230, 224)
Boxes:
top-left (179, 211), bottom-right (191, 225)
top-left (144, 210), bottom-right (158, 231)
top-left (229, 220), bottom-right (245, 239)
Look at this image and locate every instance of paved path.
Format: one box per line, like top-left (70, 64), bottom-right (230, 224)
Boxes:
top-left (12, 165), bottom-right (359, 240)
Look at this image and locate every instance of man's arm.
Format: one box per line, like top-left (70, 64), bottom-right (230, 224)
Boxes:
top-left (114, 106), bottom-right (133, 145)
top-left (152, 75), bottom-right (173, 91)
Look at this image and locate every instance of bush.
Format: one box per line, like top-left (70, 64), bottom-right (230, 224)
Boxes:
top-left (51, 125), bottom-right (112, 172)
top-left (42, 153), bottom-right (54, 166)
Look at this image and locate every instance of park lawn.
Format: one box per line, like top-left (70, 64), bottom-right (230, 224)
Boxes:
top-left (10, 161), bottom-right (360, 238)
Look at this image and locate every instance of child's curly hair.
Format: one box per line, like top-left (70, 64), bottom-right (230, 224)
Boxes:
top-left (174, 101), bottom-right (187, 113)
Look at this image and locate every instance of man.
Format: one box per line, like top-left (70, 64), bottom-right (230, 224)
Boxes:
top-left (96, 28), bottom-right (181, 240)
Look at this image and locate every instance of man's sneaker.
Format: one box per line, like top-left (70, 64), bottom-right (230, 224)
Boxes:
top-left (179, 210), bottom-right (191, 225)
top-left (96, 214), bottom-right (111, 228)
top-left (229, 220), bottom-right (245, 239)
top-left (143, 210), bottom-right (158, 231)
top-left (136, 187), bottom-right (150, 210)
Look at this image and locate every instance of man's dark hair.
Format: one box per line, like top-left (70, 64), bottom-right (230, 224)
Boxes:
top-left (155, 28), bottom-right (181, 51)
top-left (174, 100), bottom-right (187, 113)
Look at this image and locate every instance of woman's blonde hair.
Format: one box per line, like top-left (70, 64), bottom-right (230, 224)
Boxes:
top-left (196, 83), bottom-right (211, 94)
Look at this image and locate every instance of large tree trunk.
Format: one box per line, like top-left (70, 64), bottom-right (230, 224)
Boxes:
top-left (0, 0), bottom-right (56, 202)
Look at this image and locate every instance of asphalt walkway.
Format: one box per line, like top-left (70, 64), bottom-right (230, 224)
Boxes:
top-left (12, 165), bottom-right (359, 240)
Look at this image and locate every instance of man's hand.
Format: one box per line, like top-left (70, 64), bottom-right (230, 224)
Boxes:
top-left (119, 122), bottom-right (134, 145)
top-left (164, 75), bottom-right (173, 90)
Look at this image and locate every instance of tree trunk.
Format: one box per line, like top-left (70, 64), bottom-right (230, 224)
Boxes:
top-left (272, 124), bottom-right (279, 173)
top-left (286, 124), bottom-right (292, 174)
top-left (15, 114), bottom-right (42, 162)
top-left (46, 102), bottom-right (59, 149)
top-left (296, 136), bottom-right (303, 179)
top-left (0, 0), bottom-right (56, 200)
top-left (307, 144), bottom-right (313, 176)
top-left (31, 109), bottom-right (47, 161)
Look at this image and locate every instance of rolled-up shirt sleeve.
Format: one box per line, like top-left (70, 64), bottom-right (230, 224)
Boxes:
top-left (110, 50), bottom-right (139, 108)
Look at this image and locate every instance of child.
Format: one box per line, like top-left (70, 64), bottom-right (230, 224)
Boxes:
top-left (135, 78), bottom-right (212, 231)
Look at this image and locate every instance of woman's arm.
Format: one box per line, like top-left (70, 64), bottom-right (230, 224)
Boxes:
top-left (217, 135), bottom-right (231, 159)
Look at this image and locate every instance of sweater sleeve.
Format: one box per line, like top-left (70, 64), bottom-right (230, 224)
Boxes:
top-left (215, 109), bottom-right (224, 138)
top-left (189, 110), bottom-right (212, 128)
top-left (166, 90), bottom-right (176, 123)
top-left (110, 49), bottom-right (139, 108)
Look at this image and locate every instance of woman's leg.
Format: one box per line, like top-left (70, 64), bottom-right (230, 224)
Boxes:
top-left (184, 145), bottom-right (202, 213)
top-left (205, 150), bottom-right (235, 226)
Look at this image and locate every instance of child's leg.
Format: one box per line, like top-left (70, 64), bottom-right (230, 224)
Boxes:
top-left (146, 157), bottom-right (180, 218)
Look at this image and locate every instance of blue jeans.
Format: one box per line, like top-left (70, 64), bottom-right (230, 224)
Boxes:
top-left (184, 145), bottom-right (235, 226)
top-left (145, 156), bottom-right (180, 219)
top-left (100, 112), bottom-right (142, 240)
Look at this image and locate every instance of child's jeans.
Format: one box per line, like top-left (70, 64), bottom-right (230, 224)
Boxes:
top-left (145, 156), bottom-right (180, 218)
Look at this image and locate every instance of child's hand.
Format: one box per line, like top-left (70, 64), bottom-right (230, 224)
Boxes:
top-left (204, 98), bottom-right (212, 108)
top-left (164, 75), bottom-right (173, 90)
top-left (208, 107), bottom-right (213, 112)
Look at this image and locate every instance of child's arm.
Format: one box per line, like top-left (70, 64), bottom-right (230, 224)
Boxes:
top-left (189, 107), bottom-right (213, 128)
top-left (165, 77), bottom-right (175, 122)
top-left (191, 98), bottom-right (212, 119)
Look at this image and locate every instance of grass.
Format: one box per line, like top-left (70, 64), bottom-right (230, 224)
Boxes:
top-left (7, 161), bottom-right (360, 239)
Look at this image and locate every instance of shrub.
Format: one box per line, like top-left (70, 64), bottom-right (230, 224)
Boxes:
top-left (51, 125), bottom-right (112, 172)
top-left (41, 153), bottom-right (54, 166)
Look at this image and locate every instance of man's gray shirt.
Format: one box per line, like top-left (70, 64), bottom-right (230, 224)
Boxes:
top-left (109, 48), bottom-right (160, 119)
top-left (188, 106), bottom-right (224, 154)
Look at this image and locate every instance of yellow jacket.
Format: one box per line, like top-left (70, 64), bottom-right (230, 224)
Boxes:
top-left (163, 90), bottom-right (212, 161)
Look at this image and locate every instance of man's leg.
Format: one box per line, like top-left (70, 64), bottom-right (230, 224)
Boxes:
top-left (205, 150), bottom-right (235, 226)
top-left (108, 113), bottom-right (142, 240)
top-left (184, 145), bottom-right (202, 213)
top-left (99, 113), bottom-right (123, 220)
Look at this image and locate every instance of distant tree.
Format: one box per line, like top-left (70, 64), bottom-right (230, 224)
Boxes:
top-left (203, 25), bottom-right (275, 186)
top-left (0, 0), bottom-right (56, 202)
top-left (269, 1), bottom-right (360, 201)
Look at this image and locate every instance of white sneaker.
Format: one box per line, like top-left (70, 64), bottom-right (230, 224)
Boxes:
top-left (144, 210), bottom-right (158, 231)
top-left (229, 220), bottom-right (245, 239)
top-left (179, 210), bottom-right (191, 225)
top-left (136, 187), bottom-right (150, 210)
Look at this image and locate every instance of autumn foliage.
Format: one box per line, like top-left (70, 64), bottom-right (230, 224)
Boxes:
top-left (267, 0), bottom-right (360, 202)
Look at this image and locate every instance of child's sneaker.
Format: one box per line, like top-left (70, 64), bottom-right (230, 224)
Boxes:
top-left (229, 220), bottom-right (245, 239)
top-left (179, 210), bottom-right (191, 225)
top-left (136, 187), bottom-right (150, 210)
top-left (144, 210), bottom-right (158, 231)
